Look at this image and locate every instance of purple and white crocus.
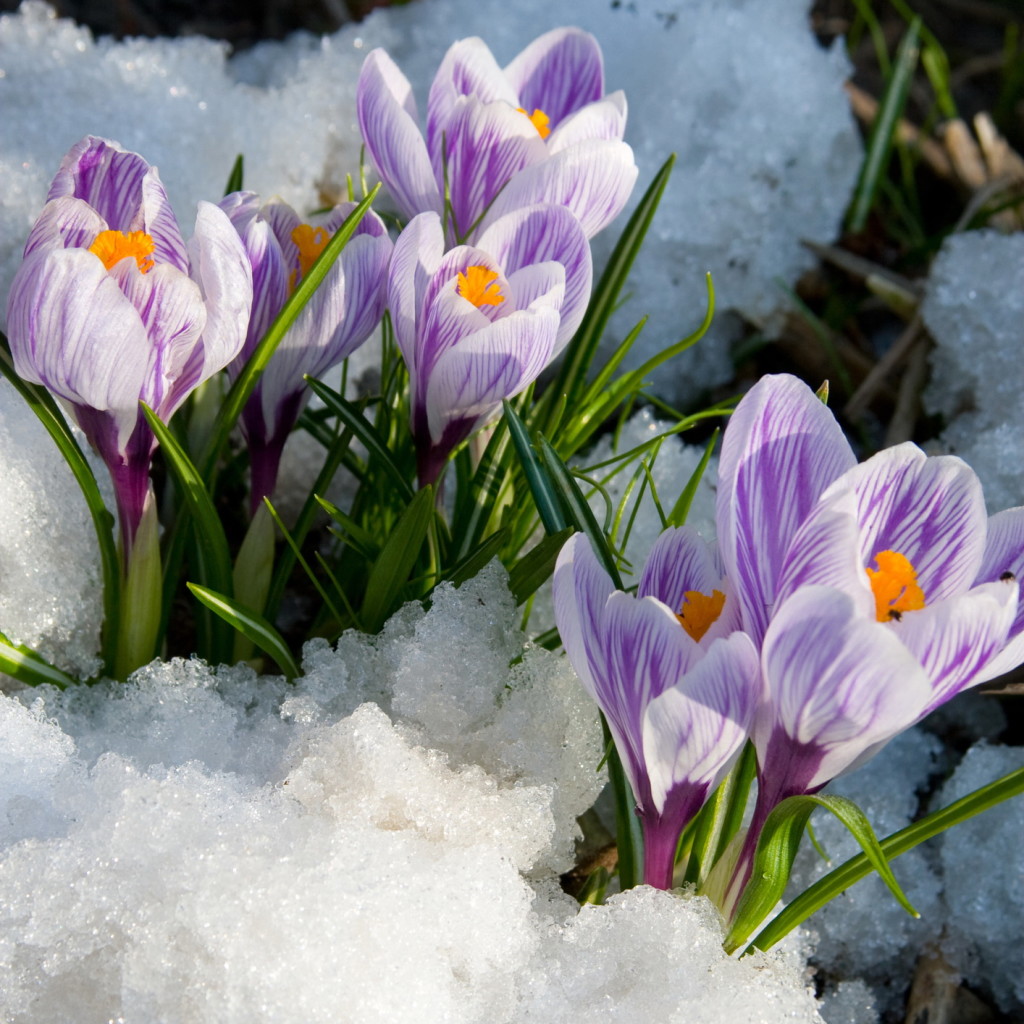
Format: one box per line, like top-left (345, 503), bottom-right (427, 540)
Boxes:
top-left (357, 27), bottom-right (637, 244)
top-left (554, 529), bottom-right (760, 889)
top-left (389, 203), bottom-right (591, 485)
top-left (219, 192), bottom-right (392, 513)
top-left (715, 374), bottom-right (1023, 908)
top-left (5, 136), bottom-right (252, 552)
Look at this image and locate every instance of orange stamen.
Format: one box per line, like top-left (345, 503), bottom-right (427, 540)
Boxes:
top-left (457, 265), bottom-right (504, 308)
top-left (88, 230), bottom-right (155, 273)
top-left (866, 550), bottom-right (926, 622)
top-left (676, 589), bottom-right (726, 643)
top-left (517, 107), bottom-right (551, 140)
top-left (290, 223), bottom-right (331, 289)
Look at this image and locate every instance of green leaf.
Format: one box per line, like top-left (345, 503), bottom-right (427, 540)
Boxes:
top-left (847, 18), bottom-right (922, 233)
top-left (507, 528), bottom-right (573, 605)
top-left (316, 494), bottom-right (380, 561)
top-left (223, 154), bottom-right (244, 195)
top-left (604, 715), bottom-right (644, 890)
top-left (537, 435), bottom-right (623, 589)
top-left (667, 428), bottom-right (719, 527)
top-left (199, 184), bottom-right (382, 479)
top-left (0, 630), bottom-right (76, 689)
top-left (0, 339), bottom-right (120, 677)
top-left (361, 485), bottom-right (435, 632)
top-left (544, 154), bottom-right (675, 432)
top-left (186, 582), bottom-right (300, 680)
top-left (748, 765), bottom-right (1024, 954)
top-left (724, 793), bottom-right (916, 954)
top-left (306, 378), bottom-right (414, 502)
top-left (141, 403), bottom-right (234, 664)
top-left (441, 528), bottom-right (508, 590)
top-left (503, 399), bottom-right (567, 535)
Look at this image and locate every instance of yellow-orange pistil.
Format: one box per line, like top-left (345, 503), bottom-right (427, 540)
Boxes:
top-left (517, 107), bottom-right (551, 140)
top-left (866, 550), bottom-right (926, 622)
top-left (88, 230), bottom-right (156, 273)
top-left (290, 223), bottom-right (331, 290)
top-left (457, 265), bottom-right (505, 308)
top-left (676, 589), bottom-right (726, 643)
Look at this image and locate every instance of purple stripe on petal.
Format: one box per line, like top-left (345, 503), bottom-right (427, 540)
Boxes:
top-left (643, 631), bottom-right (760, 814)
top-left (476, 204), bottom-right (591, 346)
top-left (976, 505), bottom-right (1024, 657)
top-left (483, 138), bottom-right (638, 241)
top-left (759, 585), bottom-right (932, 789)
top-left (717, 374), bottom-right (857, 645)
top-left (839, 443), bottom-right (987, 602)
top-left (424, 307), bottom-right (558, 443)
top-left (140, 166), bottom-right (189, 273)
top-left (506, 262), bottom-right (565, 314)
top-left (638, 525), bottom-right (721, 609)
top-left (894, 582), bottom-right (1016, 713)
top-left (47, 137), bottom-right (148, 231)
top-left (427, 37), bottom-right (519, 160)
top-left (6, 248), bottom-right (151, 454)
top-left (388, 212), bottom-right (445, 378)
top-left (23, 197), bottom-right (108, 258)
top-left (444, 97), bottom-right (547, 242)
top-left (357, 49), bottom-right (442, 222)
top-left (503, 27), bottom-right (605, 128)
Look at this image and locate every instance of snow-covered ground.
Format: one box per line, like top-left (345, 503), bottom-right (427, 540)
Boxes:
top-left (2, 1), bottom-right (1023, 1020)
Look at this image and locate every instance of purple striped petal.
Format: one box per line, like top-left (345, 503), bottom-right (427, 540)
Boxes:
top-left (975, 506), bottom-right (1024, 676)
top-left (424, 306), bottom-right (559, 442)
top-left (834, 443), bottom-right (987, 603)
top-left (166, 201), bottom-right (251, 418)
top-left (503, 27), bottom-right (605, 128)
top-left (427, 37), bottom-right (519, 160)
top-left (548, 93), bottom-right (628, 152)
top-left (443, 96), bottom-right (547, 242)
top-left (139, 164), bottom-right (189, 274)
top-left (23, 197), bottom-right (107, 258)
top-left (506, 262), bottom-right (565, 316)
top-left (553, 533), bottom-right (616, 708)
top-left (476, 203), bottom-right (591, 347)
top-left (759, 586), bottom-right (932, 790)
top-left (388, 212), bottom-right (445, 380)
top-left (894, 582), bottom-right (1016, 713)
top-left (716, 374), bottom-right (857, 646)
top-left (110, 259), bottom-right (206, 416)
top-left (482, 138), bottom-right (638, 240)
top-left (357, 49), bottom-right (442, 222)
top-left (643, 630), bottom-right (760, 814)
top-left (6, 248), bottom-right (152, 453)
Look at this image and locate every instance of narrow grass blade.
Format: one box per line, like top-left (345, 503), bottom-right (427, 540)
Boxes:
top-left (604, 716), bottom-right (644, 891)
top-left (442, 528), bottom-right (508, 589)
top-left (503, 400), bottom-right (566, 535)
top-left (0, 630), bottom-right (76, 689)
top-left (507, 528), bottom-right (573, 605)
top-left (361, 485), bottom-right (434, 633)
top-left (200, 184), bottom-right (382, 478)
top-left (847, 18), bottom-right (922, 233)
top-left (725, 793), bottom-right (916, 954)
top-left (187, 582), bottom-right (300, 679)
top-left (544, 155), bottom-right (675, 432)
top-left (537, 435), bottom-right (622, 589)
top-left (0, 341), bottom-right (120, 676)
top-left (667, 428), bottom-right (719, 527)
top-left (223, 154), bottom-right (244, 195)
top-left (748, 765), bottom-right (1024, 953)
top-left (141, 403), bottom-right (234, 664)
top-left (306, 378), bottom-right (414, 502)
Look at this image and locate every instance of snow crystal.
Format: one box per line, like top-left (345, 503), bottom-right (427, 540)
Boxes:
top-left (938, 742), bottom-right (1024, 1016)
top-left (923, 230), bottom-right (1024, 512)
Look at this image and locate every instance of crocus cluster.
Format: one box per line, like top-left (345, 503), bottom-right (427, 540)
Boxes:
top-left (554, 373), bottom-right (1024, 908)
top-left (358, 27), bottom-right (623, 483)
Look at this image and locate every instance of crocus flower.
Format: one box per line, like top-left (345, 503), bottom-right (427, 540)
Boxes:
top-left (219, 192), bottom-right (393, 512)
top-left (553, 529), bottom-right (760, 889)
top-left (5, 136), bottom-right (252, 551)
top-left (357, 28), bottom-right (637, 244)
top-left (389, 203), bottom-right (591, 485)
top-left (715, 374), bottom-right (1023, 911)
